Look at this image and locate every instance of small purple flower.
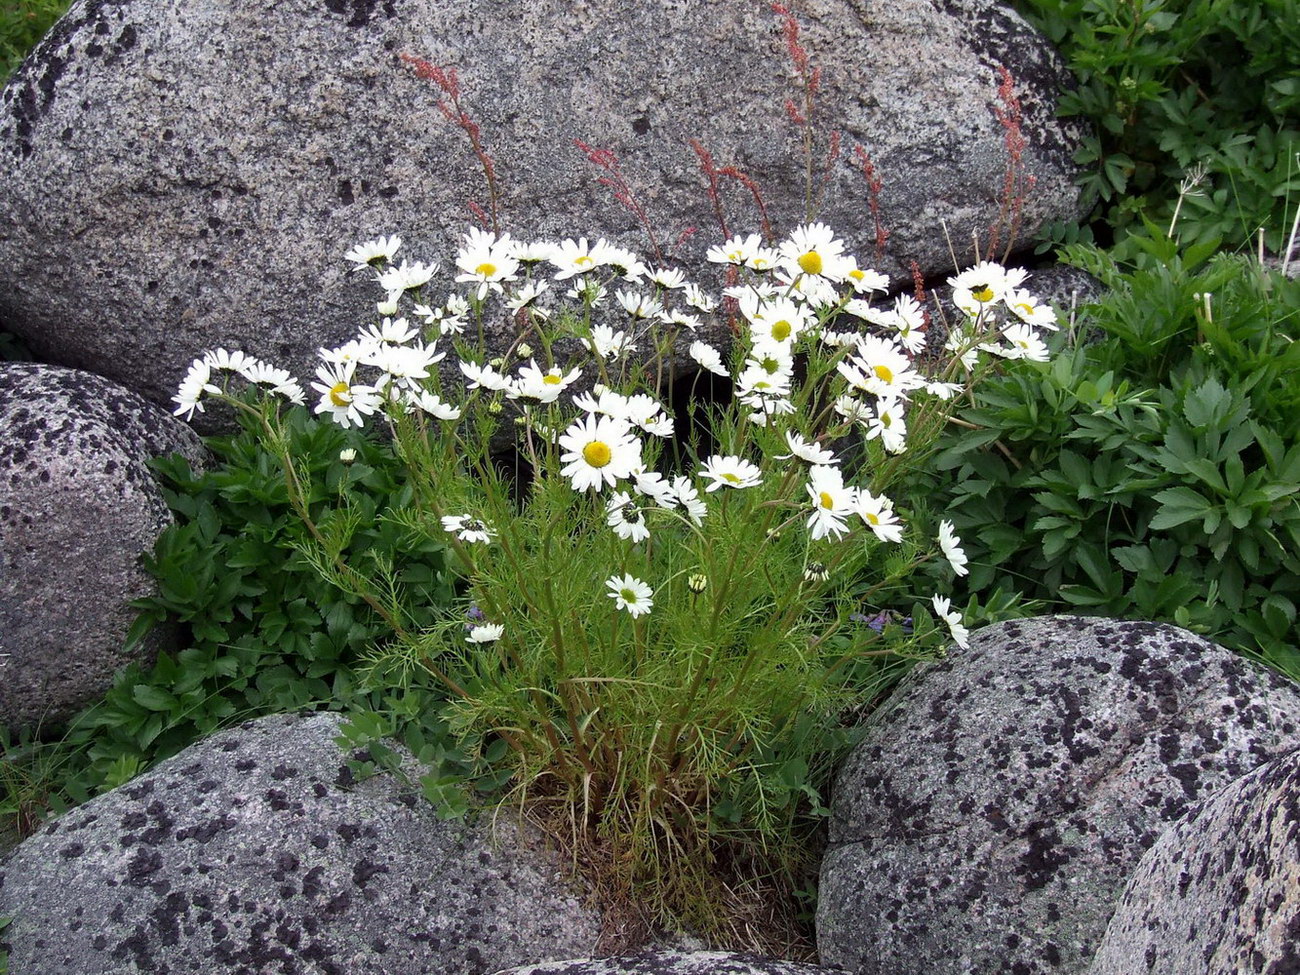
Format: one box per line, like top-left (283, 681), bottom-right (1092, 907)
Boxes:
top-left (851, 610), bottom-right (913, 634)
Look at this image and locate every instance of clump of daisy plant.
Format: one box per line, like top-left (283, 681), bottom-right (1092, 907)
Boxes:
top-left (171, 224), bottom-right (1052, 949)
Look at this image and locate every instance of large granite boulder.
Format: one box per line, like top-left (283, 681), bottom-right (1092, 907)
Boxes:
top-left (0, 0), bottom-right (1087, 417)
top-left (817, 616), bottom-right (1300, 975)
top-left (1087, 746), bottom-right (1300, 975)
top-left (0, 711), bottom-right (603, 974)
top-left (0, 361), bottom-right (205, 730)
top-left (493, 950), bottom-right (839, 975)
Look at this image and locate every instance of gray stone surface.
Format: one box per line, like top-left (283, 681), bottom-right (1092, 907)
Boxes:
top-left (1087, 746), bottom-right (1300, 975)
top-left (0, 711), bottom-right (603, 974)
top-left (817, 616), bottom-right (1300, 975)
top-left (0, 0), bottom-right (1086, 418)
top-left (0, 361), bottom-right (206, 729)
top-left (493, 950), bottom-right (839, 975)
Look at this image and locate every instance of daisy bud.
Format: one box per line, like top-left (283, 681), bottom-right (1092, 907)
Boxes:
top-left (339, 448), bottom-right (357, 464)
top-left (804, 562), bottom-right (830, 583)
top-left (516, 342), bottom-right (534, 358)
top-left (688, 573), bottom-right (708, 594)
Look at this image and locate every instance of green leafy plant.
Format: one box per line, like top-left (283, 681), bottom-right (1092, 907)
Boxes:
top-left (1014, 0), bottom-right (1300, 254)
top-left (0, 406), bottom-right (456, 832)
top-left (921, 224), bottom-right (1300, 679)
top-left (0, 0), bottom-right (69, 84)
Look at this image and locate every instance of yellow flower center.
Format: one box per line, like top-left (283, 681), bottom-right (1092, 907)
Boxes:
top-left (476, 261), bottom-right (497, 277)
top-left (620, 588), bottom-right (637, 603)
top-left (798, 250), bottom-right (823, 275)
top-left (819, 491), bottom-right (835, 510)
top-left (722, 472), bottom-right (742, 484)
top-left (543, 374), bottom-right (563, 385)
top-left (1015, 301), bottom-right (1035, 317)
top-left (583, 441), bottom-right (613, 467)
top-left (881, 412), bottom-right (892, 427)
top-left (761, 357), bottom-right (781, 374)
top-left (873, 364), bottom-right (894, 384)
top-left (972, 285), bottom-right (994, 303)
top-left (865, 512), bottom-right (880, 525)
top-left (770, 319), bottom-right (792, 342)
top-left (576, 255), bottom-right (595, 267)
top-left (329, 381), bottom-right (352, 407)
top-left (849, 268), bottom-right (864, 281)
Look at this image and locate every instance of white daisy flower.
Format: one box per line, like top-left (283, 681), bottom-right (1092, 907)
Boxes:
top-left (505, 280), bottom-right (551, 317)
top-left (996, 322), bottom-right (1051, 362)
top-left (558, 414), bottom-right (642, 492)
top-left (833, 393), bottom-right (873, 425)
top-left (683, 283), bottom-right (717, 313)
top-left (459, 360), bottom-right (512, 392)
top-left (550, 237), bottom-right (613, 279)
top-left (648, 267), bottom-right (687, 290)
top-left (602, 245), bottom-right (649, 282)
top-left (607, 574), bottom-right (654, 618)
top-left (671, 475), bottom-right (707, 525)
top-left (865, 397), bottom-right (908, 454)
top-left (806, 465), bottom-right (855, 541)
top-left (616, 290), bottom-right (663, 320)
top-left (455, 227), bottom-right (520, 299)
top-left (466, 622), bottom-right (505, 644)
top-left (856, 489), bottom-right (904, 543)
top-left (778, 222), bottom-right (851, 282)
top-left (707, 233), bottom-right (763, 267)
top-left (837, 335), bottom-right (921, 397)
top-left (378, 259), bottom-right (438, 294)
top-left (510, 240), bottom-right (558, 265)
top-left (369, 343), bottom-right (444, 393)
top-left (780, 431), bottom-right (839, 465)
top-left (376, 292), bottom-right (401, 317)
top-left (203, 348), bottom-right (264, 382)
top-left (172, 358), bottom-right (221, 420)
top-left (699, 454), bottom-right (763, 492)
top-left (1004, 287), bottom-right (1058, 330)
top-left (362, 316), bottom-right (419, 346)
top-left (932, 594), bottom-right (970, 649)
top-left (511, 361), bottom-right (581, 404)
top-left (923, 379), bottom-right (965, 400)
top-left (243, 361), bottom-right (306, 405)
top-left (606, 491), bottom-right (650, 542)
top-left (622, 393), bottom-right (674, 438)
top-left (845, 262), bottom-right (890, 295)
top-left (938, 520), bottom-right (969, 577)
top-left (581, 324), bottom-right (629, 360)
top-left (321, 338), bottom-right (380, 366)
top-left (405, 389), bottom-right (462, 421)
top-left (312, 361), bottom-right (381, 428)
top-left (660, 309), bottom-right (703, 332)
top-left (630, 468), bottom-right (678, 509)
top-left (344, 234), bottom-right (401, 270)
top-left (689, 340), bottom-right (729, 377)
top-left (442, 515), bottom-right (495, 544)
top-left (893, 295), bottom-right (929, 354)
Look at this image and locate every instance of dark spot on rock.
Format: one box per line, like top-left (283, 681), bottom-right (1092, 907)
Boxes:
top-left (59, 841), bottom-right (85, 859)
top-left (632, 115), bottom-right (650, 135)
top-left (352, 858), bottom-right (389, 888)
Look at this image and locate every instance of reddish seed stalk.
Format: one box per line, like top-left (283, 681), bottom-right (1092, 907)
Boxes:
top-left (400, 53), bottom-right (502, 235)
top-left (574, 139), bottom-right (665, 264)
top-left (771, 3), bottom-right (827, 220)
top-left (853, 145), bottom-right (891, 260)
top-left (910, 260), bottom-right (932, 333)
top-left (987, 65), bottom-right (1035, 264)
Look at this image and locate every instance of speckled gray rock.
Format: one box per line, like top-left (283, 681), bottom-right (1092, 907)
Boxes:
top-left (0, 711), bottom-right (602, 974)
top-left (1087, 746), bottom-right (1300, 975)
top-left (817, 616), bottom-right (1300, 975)
top-left (492, 950), bottom-right (840, 975)
top-left (0, 361), bottom-right (206, 730)
top-left (0, 0), bottom-right (1086, 417)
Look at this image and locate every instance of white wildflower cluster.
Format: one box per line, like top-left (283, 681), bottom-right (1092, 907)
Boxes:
top-left (944, 260), bottom-right (1059, 368)
top-left (175, 224), bottom-right (1047, 648)
top-left (172, 348), bottom-right (305, 421)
